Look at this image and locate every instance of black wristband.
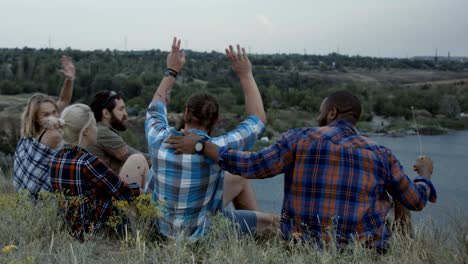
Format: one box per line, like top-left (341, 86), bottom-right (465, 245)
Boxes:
top-left (164, 68), bottom-right (179, 78)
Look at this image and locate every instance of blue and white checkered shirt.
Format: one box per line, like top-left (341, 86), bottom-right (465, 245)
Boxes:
top-left (145, 101), bottom-right (265, 239)
top-left (14, 137), bottom-right (55, 196)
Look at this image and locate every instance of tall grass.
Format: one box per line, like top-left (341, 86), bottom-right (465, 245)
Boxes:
top-left (1, 172), bottom-right (467, 264)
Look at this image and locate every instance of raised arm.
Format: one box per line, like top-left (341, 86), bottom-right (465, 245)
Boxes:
top-left (226, 45), bottom-right (266, 124)
top-left (56, 56), bottom-right (75, 113)
top-left (153, 37), bottom-right (186, 105)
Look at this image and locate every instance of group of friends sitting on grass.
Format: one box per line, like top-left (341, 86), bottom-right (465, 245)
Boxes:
top-left (13, 37), bottom-right (436, 254)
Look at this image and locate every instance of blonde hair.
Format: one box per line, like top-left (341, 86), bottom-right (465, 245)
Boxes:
top-left (60, 104), bottom-right (95, 146)
top-left (21, 94), bottom-right (58, 138)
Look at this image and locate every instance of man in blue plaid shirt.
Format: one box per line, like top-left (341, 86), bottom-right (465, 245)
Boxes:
top-left (146, 38), bottom-right (278, 239)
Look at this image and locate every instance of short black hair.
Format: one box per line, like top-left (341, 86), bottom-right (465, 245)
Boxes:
top-left (90, 90), bottom-right (124, 122)
top-left (326, 91), bottom-right (362, 125)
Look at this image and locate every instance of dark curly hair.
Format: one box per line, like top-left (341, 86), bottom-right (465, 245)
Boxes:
top-left (185, 93), bottom-right (219, 133)
top-left (90, 90), bottom-right (124, 122)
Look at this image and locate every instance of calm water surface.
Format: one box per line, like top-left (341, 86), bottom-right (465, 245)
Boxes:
top-left (251, 130), bottom-right (468, 225)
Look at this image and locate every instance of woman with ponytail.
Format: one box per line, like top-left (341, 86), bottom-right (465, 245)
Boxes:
top-left (49, 104), bottom-right (140, 239)
top-left (14, 56), bottom-right (75, 196)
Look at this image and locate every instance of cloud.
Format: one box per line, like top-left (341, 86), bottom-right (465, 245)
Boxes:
top-left (255, 14), bottom-right (274, 34)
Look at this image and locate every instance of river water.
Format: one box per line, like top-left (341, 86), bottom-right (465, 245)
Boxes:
top-left (250, 130), bottom-right (468, 226)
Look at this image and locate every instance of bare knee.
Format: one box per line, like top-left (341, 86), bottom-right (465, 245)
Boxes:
top-left (127, 154), bottom-right (147, 166)
top-left (120, 154), bottom-right (150, 191)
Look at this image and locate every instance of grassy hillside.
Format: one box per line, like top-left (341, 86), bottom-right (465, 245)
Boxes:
top-left (0, 171), bottom-right (467, 263)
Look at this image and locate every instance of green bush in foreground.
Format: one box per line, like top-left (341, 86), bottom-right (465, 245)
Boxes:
top-left (1, 174), bottom-right (467, 263)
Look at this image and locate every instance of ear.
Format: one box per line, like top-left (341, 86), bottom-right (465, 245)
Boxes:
top-left (328, 107), bottom-right (338, 121)
top-left (82, 127), bottom-right (89, 137)
top-left (102, 108), bottom-right (111, 120)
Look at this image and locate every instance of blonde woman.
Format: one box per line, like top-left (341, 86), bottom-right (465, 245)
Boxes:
top-left (13, 56), bottom-right (75, 196)
top-left (49, 104), bottom-right (141, 239)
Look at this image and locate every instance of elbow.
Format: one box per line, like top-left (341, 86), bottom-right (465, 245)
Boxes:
top-left (258, 113), bottom-right (267, 125)
top-left (405, 201), bottom-right (426, 211)
top-left (260, 116), bottom-right (267, 125)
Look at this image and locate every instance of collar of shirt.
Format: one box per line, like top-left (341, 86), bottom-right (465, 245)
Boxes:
top-left (62, 144), bottom-right (88, 153)
top-left (186, 128), bottom-right (211, 141)
top-left (97, 122), bottom-right (119, 135)
top-left (327, 119), bottom-right (359, 134)
top-left (169, 128), bottom-right (211, 141)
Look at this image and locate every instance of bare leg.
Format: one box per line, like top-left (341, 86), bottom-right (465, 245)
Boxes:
top-left (254, 211), bottom-right (280, 238)
top-left (119, 154), bottom-right (149, 192)
top-left (223, 173), bottom-right (258, 211)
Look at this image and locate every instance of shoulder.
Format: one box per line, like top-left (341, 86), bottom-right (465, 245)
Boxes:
top-left (96, 123), bottom-right (117, 138)
top-left (40, 129), bottom-right (62, 150)
top-left (284, 127), bottom-right (319, 140)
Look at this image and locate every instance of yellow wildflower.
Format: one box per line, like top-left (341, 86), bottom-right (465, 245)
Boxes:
top-left (2, 244), bottom-right (17, 254)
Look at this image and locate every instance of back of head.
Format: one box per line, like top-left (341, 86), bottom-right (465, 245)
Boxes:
top-left (90, 90), bottom-right (124, 122)
top-left (60, 104), bottom-right (95, 146)
top-left (21, 94), bottom-right (58, 138)
top-left (185, 93), bottom-right (219, 132)
top-left (326, 91), bottom-right (362, 125)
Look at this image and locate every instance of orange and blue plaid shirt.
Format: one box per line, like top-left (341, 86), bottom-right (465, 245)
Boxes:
top-left (49, 145), bottom-right (139, 238)
top-left (218, 120), bottom-right (437, 250)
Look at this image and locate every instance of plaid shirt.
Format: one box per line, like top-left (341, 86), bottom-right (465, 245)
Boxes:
top-left (146, 101), bottom-right (264, 239)
top-left (218, 120), bottom-right (437, 250)
top-left (14, 137), bottom-right (55, 195)
top-left (49, 145), bottom-right (139, 238)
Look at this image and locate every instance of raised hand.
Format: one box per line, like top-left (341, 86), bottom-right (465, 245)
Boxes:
top-left (167, 37), bottom-right (186, 73)
top-left (413, 155), bottom-right (433, 179)
top-left (225, 44), bottom-right (252, 79)
top-left (59, 55), bottom-right (75, 80)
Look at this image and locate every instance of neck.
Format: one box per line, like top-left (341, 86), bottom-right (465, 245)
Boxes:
top-left (77, 137), bottom-right (90, 149)
top-left (101, 119), bottom-right (111, 128)
top-left (184, 123), bottom-right (209, 133)
top-left (35, 127), bottom-right (46, 137)
top-left (335, 115), bottom-right (356, 126)
top-left (78, 142), bottom-right (88, 149)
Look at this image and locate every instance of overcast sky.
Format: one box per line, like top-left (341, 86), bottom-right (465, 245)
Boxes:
top-left (1, 0), bottom-right (467, 58)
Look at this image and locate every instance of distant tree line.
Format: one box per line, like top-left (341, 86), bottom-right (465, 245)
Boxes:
top-left (1, 47), bottom-right (467, 119)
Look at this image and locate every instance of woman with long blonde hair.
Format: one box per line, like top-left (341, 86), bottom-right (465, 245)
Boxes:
top-left (49, 104), bottom-right (140, 239)
top-left (13, 56), bottom-right (75, 196)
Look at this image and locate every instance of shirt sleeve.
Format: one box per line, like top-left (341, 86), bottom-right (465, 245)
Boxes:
top-left (83, 154), bottom-right (140, 200)
top-left (98, 126), bottom-right (140, 161)
top-left (384, 150), bottom-right (437, 211)
top-left (217, 129), bottom-right (297, 179)
top-left (211, 115), bottom-right (265, 150)
top-left (145, 101), bottom-right (169, 146)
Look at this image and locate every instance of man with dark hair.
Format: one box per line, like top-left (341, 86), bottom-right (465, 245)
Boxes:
top-left (146, 38), bottom-right (278, 240)
top-left (317, 91), bottom-right (361, 126)
top-left (88, 91), bottom-right (150, 189)
top-left (167, 90), bottom-right (437, 252)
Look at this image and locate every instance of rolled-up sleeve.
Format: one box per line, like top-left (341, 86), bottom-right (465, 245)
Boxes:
top-left (211, 115), bottom-right (265, 150)
top-left (145, 101), bottom-right (169, 145)
top-left (385, 152), bottom-right (437, 211)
